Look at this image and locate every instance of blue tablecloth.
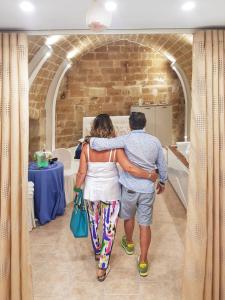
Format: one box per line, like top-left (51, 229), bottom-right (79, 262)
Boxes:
top-left (28, 162), bottom-right (66, 225)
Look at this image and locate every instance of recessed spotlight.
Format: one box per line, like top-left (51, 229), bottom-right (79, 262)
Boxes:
top-left (19, 1), bottom-right (35, 12)
top-left (105, 1), bottom-right (117, 12)
top-left (164, 52), bottom-right (176, 63)
top-left (184, 34), bottom-right (193, 44)
top-left (67, 49), bottom-right (79, 59)
top-left (157, 75), bottom-right (165, 83)
top-left (45, 51), bottom-right (52, 58)
top-left (46, 35), bottom-right (62, 46)
top-left (181, 1), bottom-right (196, 11)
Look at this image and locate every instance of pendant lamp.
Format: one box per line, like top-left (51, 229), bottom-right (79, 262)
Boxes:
top-left (86, 0), bottom-right (112, 32)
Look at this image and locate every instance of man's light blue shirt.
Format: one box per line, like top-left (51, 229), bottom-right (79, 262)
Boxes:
top-left (90, 130), bottom-right (168, 194)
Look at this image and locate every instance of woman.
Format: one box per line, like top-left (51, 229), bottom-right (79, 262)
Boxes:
top-left (74, 114), bottom-right (157, 281)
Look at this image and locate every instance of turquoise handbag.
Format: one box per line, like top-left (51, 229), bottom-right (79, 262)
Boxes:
top-left (70, 190), bottom-right (89, 238)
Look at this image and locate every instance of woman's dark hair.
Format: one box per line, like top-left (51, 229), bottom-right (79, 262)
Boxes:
top-left (129, 112), bottom-right (146, 130)
top-left (90, 114), bottom-right (116, 138)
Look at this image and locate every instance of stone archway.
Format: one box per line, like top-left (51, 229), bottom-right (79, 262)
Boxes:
top-left (45, 60), bottom-right (71, 150)
top-left (28, 34), bottom-right (192, 151)
top-left (47, 39), bottom-right (189, 149)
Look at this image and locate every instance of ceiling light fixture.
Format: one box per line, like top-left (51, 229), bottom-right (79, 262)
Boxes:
top-left (86, 0), bottom-right (112, 32)
top-left (105, 1), bottom-right (117, 12)
top-left (19, 1), bottom-right (35, 12)
top-left (46, 35), bottom-right (62, 46)
top-left (67, 62), bottom-right (72, 69)
top-left (67, 49), bottom-right (79, 60)
top-left (157, 74), bottom-right (165, 83)
top-left (164, 52), bottom-right (176, 63)
top-left (45, 50), bottom-right (52, 58)
top-left (181, 1), bottom-right (196, 11)
top-left (184, 34), bottom-right (193, 44)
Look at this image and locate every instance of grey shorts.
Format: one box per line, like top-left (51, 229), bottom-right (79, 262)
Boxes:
top-left (119, 186), bottom-right (156, 226)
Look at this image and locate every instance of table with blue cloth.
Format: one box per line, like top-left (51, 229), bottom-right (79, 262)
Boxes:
top-left (28, 162), bottom-right (66, 225)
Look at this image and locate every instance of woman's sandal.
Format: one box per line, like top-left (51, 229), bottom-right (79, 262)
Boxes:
top-left (97, 266), bottom-right (111, 282)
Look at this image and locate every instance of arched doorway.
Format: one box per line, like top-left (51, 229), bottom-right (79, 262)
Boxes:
top-left (43, 39), bottom-right (190, 150)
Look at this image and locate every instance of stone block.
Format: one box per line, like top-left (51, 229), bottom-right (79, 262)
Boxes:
top-left (96, 53), bottom-right (109, 60)
top-left (95, 46), bottom-right (108, 52)
top-left (99, 60), bottom-right (114, 67)
top-left (88, 87), bottom-right (107, 97)
top-left (107, 45), bottom-right (121, 52)
top-left (107, 88), bottom-right (122, 96)
top-left (82, 53), bottom-right (95, 60)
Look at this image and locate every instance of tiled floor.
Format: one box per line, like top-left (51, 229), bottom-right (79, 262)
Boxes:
top-left (30, 183), bottom-right (186, 300)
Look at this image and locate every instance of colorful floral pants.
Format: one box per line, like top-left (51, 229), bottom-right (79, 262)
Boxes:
top-left (86, 200), bottom-right (120, 270)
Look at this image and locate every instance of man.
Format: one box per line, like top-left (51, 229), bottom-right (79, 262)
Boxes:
top-left (90, 112), bottom-right (167, 277)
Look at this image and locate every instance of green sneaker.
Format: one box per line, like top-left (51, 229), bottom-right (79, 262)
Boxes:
top-left (137, 257), bottom-right (149, 277)
top-left (121, 236), bottom-right (134, 255)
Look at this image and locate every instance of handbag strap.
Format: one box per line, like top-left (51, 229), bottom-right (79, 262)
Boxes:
top-left (74, 190), bottom-right (85, 209)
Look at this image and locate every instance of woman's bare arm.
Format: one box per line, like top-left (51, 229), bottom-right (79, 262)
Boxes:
top-left (75, 144), bottom-right (88, 188)
top-left (116, 149), bottom-right (157, 182)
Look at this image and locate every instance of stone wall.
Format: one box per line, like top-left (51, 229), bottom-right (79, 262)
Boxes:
top-left (56, 40), bottom-right (185, 148)
top-left (28, 34), bottom-right (192, 154)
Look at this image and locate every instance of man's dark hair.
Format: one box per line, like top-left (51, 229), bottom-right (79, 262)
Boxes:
top-left (129, 112), bottom-right (146, 130)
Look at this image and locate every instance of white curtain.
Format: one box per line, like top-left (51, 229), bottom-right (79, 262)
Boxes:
top-left (182, 30), bottom-right (225, 300)
top-left (0, 33), bottom-right (33, 300)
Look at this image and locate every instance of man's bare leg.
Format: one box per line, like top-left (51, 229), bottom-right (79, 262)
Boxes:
top-left (124, 218), bottom-right (135, 243)
top-left (139, 225), bottom-right (151, 262)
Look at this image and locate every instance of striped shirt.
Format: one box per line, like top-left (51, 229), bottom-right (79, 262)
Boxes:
top-left (90, 129), bottom-right (167, 193)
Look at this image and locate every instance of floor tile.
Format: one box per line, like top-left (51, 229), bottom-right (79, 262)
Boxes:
top-left (30, 183), bottom-right (186, 299)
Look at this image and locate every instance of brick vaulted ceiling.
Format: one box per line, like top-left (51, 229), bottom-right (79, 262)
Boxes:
top-left (29, 34), bottom-right (193, 120)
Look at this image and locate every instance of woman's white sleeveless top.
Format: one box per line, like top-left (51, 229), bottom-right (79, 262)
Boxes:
top-left (84, 146), bottom-right (121, 202)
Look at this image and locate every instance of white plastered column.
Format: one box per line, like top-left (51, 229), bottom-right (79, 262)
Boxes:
top-left (45, 60), bottom-right (71, 151)
top-left (171, 62), bottom-right (191, 141)
top-left (29, 44), bottom-right (52, 87)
